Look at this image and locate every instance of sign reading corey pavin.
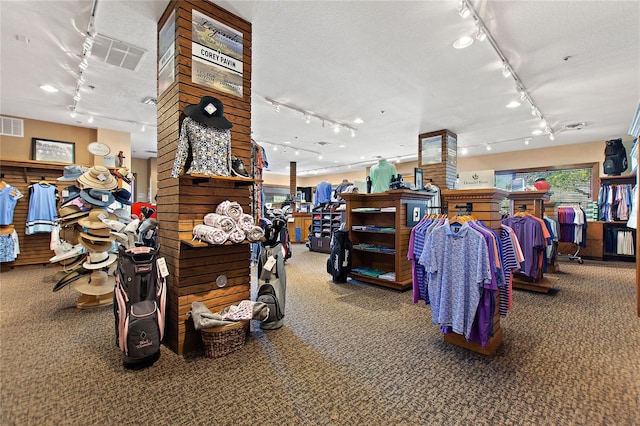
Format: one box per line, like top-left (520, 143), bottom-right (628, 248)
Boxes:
top-left (191, 9), bottom-right (243, 97)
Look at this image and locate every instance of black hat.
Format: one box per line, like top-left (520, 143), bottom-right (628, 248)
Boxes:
top-left (113, 188), bottom-right (132, 206)
top-left (184, 96), bottom-right (233, 129)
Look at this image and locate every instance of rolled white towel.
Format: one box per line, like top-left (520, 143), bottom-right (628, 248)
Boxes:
top-left (237, 213), bottom-right (255, 232)
top-left (203, 213), bottom-right (236, 233)
top-left (228, 225), bottom-right (246, 244)
top-left (216, 200), bottom-right (243, 222)
top-left (193, 224), bottom-right (228, 245)
top-left (246, 225), bottom-right (265, 243)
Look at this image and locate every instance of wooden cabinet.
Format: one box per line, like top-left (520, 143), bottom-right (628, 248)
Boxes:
top-left (342, 190), bottom-right (432, 291)
top-left (287, 213), bottom-right (312, 243)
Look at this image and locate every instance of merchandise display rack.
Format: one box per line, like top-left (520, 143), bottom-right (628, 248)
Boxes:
top-left (342, 190), bottom-right (433, 291)
top-left (441, 188), bottom-right (508, 356)
top-left (506, 190), bottom-right (558, 293)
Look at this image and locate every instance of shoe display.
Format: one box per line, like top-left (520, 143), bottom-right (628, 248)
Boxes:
top-left (231, 155), bottom-right (251, 178)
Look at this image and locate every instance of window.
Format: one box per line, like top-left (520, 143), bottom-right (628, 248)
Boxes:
top-left (495, 163), bottom-right (596, 205)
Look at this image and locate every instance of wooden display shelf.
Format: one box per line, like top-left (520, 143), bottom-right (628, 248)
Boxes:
top-left (179, 174), bottom-right (259, 186)
top-left (512, 275), bottom-right (558, 293)
top-left (348, 271), bottom-right (412, 291)
top-left (180, 238), bottom-right (250, 248)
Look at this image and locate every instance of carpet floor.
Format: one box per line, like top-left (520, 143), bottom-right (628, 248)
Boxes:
top-left (1, 244), bottom-right (638, 425)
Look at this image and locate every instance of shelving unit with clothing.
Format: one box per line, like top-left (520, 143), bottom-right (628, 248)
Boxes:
top-left (598, 174), bottom-right (636, 262)
top-left (309, 204), bottom-right (344, 253)
top-left (342, 190), bottom-right (432, 291)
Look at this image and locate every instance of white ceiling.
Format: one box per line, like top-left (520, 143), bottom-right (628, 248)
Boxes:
top-left (1, 1), bottom-right (639, 176)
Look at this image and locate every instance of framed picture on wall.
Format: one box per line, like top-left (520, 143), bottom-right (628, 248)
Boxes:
top-left (31, 138), bottom-right (75, 164)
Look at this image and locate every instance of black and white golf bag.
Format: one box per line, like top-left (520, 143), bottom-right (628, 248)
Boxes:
top-left (257, 220), bottom-right (287, 330)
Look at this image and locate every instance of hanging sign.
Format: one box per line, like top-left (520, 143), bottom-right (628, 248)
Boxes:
top-left (158, 10), bottom-right (176, 96)
top-left (458, 170), bottom-right (495, 189)
top-left (191, 10), bottom-right (243, 97)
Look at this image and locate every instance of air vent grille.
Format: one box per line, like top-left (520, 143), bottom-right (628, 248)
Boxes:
top-left (0, 116), bottom-right (24, 137)
top-left (91, 33), bottom-right (147, 71)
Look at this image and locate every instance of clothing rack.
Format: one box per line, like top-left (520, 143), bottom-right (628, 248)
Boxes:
top-left (556, 203), bottom-right (585, 264)
top-left (438, 188), bottom-right (509, 356)
top-left (505, 191), bottom-right (558, 294)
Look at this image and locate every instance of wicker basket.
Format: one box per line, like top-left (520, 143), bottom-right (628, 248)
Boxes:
top-left (200, 320), bottom-right (249, 358)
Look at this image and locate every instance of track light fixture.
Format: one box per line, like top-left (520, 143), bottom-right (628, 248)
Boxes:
top-left (458, 1), bottom-right (470, 18)
top-left (456, 0), bottom-right (555, 146)
top-left (263, 96), bottom-right (358, 135)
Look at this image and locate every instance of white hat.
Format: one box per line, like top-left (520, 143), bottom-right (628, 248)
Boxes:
top-left (49, 243), bottom-right (85, 263)
top-left (73, 270), bottom-right (115, 296)
top-left (82, 251), bottom-right (117, 270)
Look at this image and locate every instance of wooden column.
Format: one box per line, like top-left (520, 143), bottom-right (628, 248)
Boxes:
top-left (290, 161), bottom-right (296, 198)
top-left (440, 188), bottom-right (508, 356)
top-left (418, 129), bottom-right (457, 190)
top-left (156, 0), bottom-right (253, 355)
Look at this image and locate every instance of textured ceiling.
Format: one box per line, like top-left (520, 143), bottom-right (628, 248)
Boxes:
top-left (1, 1), bottom-right (638, 176)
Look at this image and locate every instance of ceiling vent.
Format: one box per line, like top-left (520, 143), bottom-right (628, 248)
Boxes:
top-left (91, 33), bottom-right (147, 71)
top-left (563, 122), bottom-right (587, 131)
top-left (0, 116), bottom-right (24, 137)
top-left (142, 97), bottom-right (157, 106)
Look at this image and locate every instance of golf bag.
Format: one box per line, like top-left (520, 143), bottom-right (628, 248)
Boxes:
top-left (257, 220), bottom-right (287, 330)
top-left (603, 138), bottom-right (628, 176)
top-left (327, 229), bottom-right (352, 283)
top-left (114, 246), bottom-right (167, 369)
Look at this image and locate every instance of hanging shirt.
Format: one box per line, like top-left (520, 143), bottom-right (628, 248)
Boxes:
top-left (369, 159), bottom-right (397, 193)
top-left (0, 184), bottom-right (23, 225)
top-left (170, 117), bottom-right (231, 178)
top-left (315, 181), bottom-right (333, 206)
top-left (422, 220), bottom-right (491, 340)
top-left (26, 183), bottom-right (57, 235)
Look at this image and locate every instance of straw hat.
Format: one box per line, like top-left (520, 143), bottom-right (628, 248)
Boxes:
top-left (78, 209), bottom-right (118, 229)
top-left (77, 165), bottom-right (118, 190)
top-left (113, 167), bottom-right (134, 184)
top-left (49, 243), bottom-right (85, 263)
top-left (57, 165), bottom-right (84, 182)
top-left (58, 205), bottom-right (90, 224)
top-left (80, 188), bottom-right (115, 207)
top-left (73, 270), bottom-right (115, 295)
top-left (79, 226), bottom-right (115, 243)
top-left (59, 223), bottom-right (81, 245)
top-left (82, 251), bottom-right (118, 270)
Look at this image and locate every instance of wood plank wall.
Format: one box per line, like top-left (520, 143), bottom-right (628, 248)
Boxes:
top-left (0, 160), bottom-right (67, 270)
top-left (156, 0), bottom-right (253, 355)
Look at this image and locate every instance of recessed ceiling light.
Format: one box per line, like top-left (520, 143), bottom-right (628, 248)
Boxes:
top-left (532, 129), bottom-right (544, 135)
top-left (284, 141), bottom-right (291, 144)
top-left (353, 118), bottom-right (364, 124)
top-left (40, 85), bottom-right (58, 93)
top-left (506, 101), bottom-right (521, 108)
top-left (453, 36), bottom-right (474, 49)
top-left (461, 147), bottom-right (468, 155)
